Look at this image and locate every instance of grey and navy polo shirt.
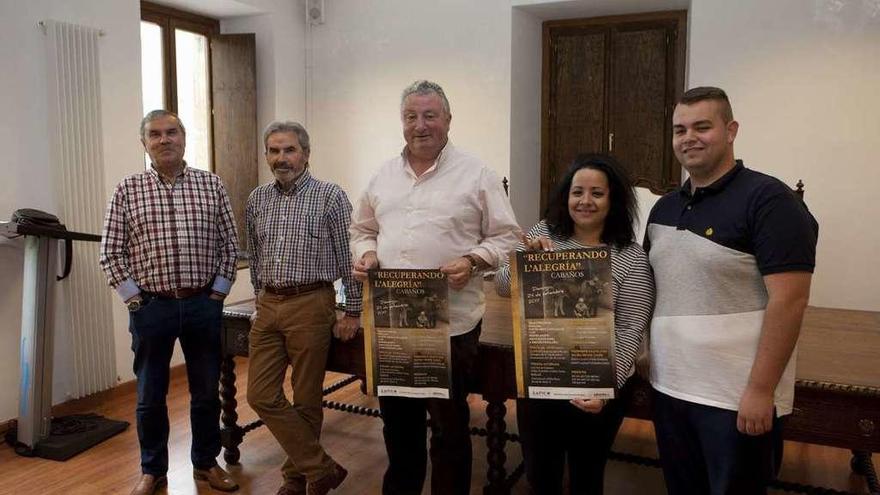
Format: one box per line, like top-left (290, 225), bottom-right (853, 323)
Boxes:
top-left (644, 160), bottom-right (818, 415)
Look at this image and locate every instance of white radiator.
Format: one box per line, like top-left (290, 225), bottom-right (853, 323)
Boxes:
top-left (43, 20), bottom-right (116, 398)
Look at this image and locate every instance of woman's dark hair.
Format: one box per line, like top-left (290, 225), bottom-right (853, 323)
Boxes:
top-left (544, 153), bottom-right (638, 248)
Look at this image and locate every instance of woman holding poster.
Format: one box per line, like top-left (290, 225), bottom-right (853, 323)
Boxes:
top-left (496, 153), bottom-right (655, 494)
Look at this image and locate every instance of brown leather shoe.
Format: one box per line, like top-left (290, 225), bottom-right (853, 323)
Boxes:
top-left (276, 479), bottom-right (307, 495)
top-left (130, 474), bottom-right (167, 495)
top-left (307, 463), bottom-right (348, 495)
top-left (193, 465), bottom-right (239, 492)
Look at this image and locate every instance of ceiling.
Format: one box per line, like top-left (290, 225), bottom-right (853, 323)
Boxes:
top-left (147, 0), bottom-right (266, 19)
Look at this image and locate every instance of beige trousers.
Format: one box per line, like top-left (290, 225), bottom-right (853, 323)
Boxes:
top-left (246, 287), bottom-right (337, 484)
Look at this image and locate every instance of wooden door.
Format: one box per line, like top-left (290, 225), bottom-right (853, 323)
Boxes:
top-left (543, 28), bottom-right (607, 206)
top-left (211, 33), bottom-right (257, 256)
top-left (542, 12), bottom-right (686, 209)
top-left (608, 18), bottom-right (684, 194)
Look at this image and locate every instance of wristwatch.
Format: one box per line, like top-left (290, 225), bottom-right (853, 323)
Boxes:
top-left (463, 254), bottom-right (480, 273)
top-left (127, 298), bottom-right (142, 312)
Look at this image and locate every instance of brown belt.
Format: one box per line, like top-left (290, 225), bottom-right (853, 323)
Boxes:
top-left (264, 281), bottom-right (332, 297)
top-left (152, 285), bottom-right (209, 299)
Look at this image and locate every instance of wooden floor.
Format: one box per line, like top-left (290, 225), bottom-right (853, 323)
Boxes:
top-left (0, 358), bottom-right (874, 495)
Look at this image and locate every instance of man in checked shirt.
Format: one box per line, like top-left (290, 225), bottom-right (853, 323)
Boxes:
top-left (245, 121), bottom-right (361, 495)
top-left (99, 110), bottom-right (240, 495)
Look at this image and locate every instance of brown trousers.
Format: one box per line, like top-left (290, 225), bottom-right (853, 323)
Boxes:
top-left (246, 287), bottom-right (337, 485)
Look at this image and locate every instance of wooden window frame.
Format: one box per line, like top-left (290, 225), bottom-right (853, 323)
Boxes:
top-left (141, 1), bottom-right (219, 170)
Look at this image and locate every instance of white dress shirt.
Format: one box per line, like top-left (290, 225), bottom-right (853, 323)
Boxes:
top-left (350, 143), bottom-right (520, 335)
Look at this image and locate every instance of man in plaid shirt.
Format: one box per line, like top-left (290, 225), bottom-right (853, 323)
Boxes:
top-left (245, 121), bottom-right (361, 495)
top-left (99, 110), bottom-right (239, 495)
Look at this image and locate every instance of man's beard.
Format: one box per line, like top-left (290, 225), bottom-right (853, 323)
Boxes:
top-left (274, 161), bottom-right (304, 176)
top-left (273, 161), bottom-right (306, 188)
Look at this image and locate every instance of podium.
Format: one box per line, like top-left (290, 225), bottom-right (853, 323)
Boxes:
top-left (1, 220), bottom-right (127, 459)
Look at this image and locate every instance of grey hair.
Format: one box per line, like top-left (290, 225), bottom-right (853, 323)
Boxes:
top-left (140, 109), bottom-right (186, 139)
top-left (400, 80), bottom-right (451, 115)
top-left (262, 120), bottom-right (310, 154)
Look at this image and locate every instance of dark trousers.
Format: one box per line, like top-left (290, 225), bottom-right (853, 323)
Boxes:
top-left (517, 379), bottom-right (633, 495)
top-left (379, 322), bottom-right (482, 495)
top-left (652, 389), bottom-right (784, 495)
top-left (129, 291), bottom-right (223, 476)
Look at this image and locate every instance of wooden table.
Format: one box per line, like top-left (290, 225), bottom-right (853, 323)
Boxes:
top-left (219, 282), bottom-right (880, 494)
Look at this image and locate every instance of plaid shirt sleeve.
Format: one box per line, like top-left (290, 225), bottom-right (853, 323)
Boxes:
top-left (328, 187), bottom-right (362, 314)
top-left (99, 182), bottom-right (133, 291)
top-left (245, 190), bottom-right (262, 294)
top-left (212, 178), bottom-right (239, 292)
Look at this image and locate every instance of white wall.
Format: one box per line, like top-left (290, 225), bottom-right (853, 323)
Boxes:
top-left (304, 0), bottom-right (679, 241)
top-left (306, 0), bottom-right (514, 198)
top-left (0, 0), bottom-right (144, 421)
top-left (306, 0), bottom-right (878, 312)
top-left (687, 0), bottom-right (880, 310)
top-left (509, 7), bottom-right (544, 227)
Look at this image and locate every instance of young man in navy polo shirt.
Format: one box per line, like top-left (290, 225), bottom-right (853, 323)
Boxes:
top-left (645, 87), bottom-right (818, 494)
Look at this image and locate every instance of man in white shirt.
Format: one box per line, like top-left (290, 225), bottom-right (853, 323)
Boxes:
top-left (350, 80), bottom-right (519, 495)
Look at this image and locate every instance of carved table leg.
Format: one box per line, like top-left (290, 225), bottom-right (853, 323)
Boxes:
top-left (220, 355), bottom-right (243, 465)
top-left (851, 450), bottom-right (880, 494)
top-left (483, 399), bottom-right (509, 495)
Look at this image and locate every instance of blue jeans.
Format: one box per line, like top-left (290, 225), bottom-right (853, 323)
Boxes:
top-left (652, 389), bottom-right (783, 495)
top-left (129, 291), bottom-right (224, 476)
